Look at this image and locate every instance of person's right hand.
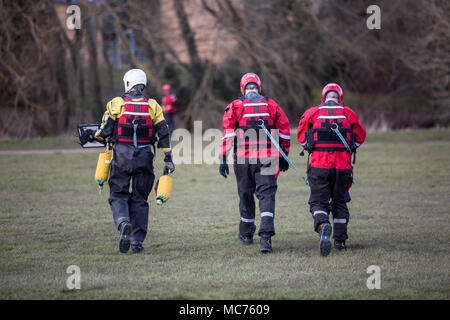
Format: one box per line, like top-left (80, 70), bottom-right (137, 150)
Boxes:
top-left (219, 163), bottom-right (229, 178)
top-left (79, 129), bottom-right (95, 145)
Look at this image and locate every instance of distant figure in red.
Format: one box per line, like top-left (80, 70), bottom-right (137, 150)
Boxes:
top-left (162, 84), bottom-right (177, 135)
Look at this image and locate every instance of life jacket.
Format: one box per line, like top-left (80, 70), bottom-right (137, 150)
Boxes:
top-left (235, 97), bottom-right (278, 158)
top-left (305, 103), bottom-right (355, 153)
top-left (116, 95), bottom-right (155, 146)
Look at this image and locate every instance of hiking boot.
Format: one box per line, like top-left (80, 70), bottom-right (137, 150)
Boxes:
top-left (132, 244), bottom-right (144, 254)
top-left (238, 224), bottom-right (256, 246)
top-left (118, 221), bottom-right (132, 253)
top-left (260, 235), bottom-right (272, 253)
top-left (318, 223), bottom-right (332, 257)
top-left (334, 240), bottom-right (347, 252)
top-left (238, 234), bottom-right (254, 245)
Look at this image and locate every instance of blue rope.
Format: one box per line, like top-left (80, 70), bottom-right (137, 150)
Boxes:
top-left (133, 123), bottom-right (151, 149)
top-left (330, 123), bottom-right (352, 153)
top-left (258, 120), bottom-right (309, 186)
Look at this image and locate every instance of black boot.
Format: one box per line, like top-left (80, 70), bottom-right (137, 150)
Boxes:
top-left (238, 224), bottom-right (256, 246)
top-left (334, 240), bottom-right (347, 252)
top-left (318, 223), bottom-right (332, 257)
top-left (260, 235), bottom-right (272, 253)
top-left (132, 244), bottom-right (145, 254)
top-left (118, 221), bottom-right (132, 253)
top-left (239, 234), bottom-right (254, 245)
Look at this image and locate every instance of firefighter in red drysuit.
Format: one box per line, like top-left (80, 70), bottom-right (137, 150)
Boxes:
top-left (161, 84), bottom-right (177, 135)
top-left (219, 73), bottom-right (291, 253)
top-left (297, 83), bottom-right (366, 256)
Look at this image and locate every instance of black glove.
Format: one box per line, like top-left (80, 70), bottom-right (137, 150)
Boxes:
top-left (279, 156), bottom-right (289, 172)
top-left (79, 129), bottom-right (95, 145)
top-left (219, 154), bottom-right (229, 178)
top-left (219, 163), bottom-right (229, 178)
top-left (163, 151), bottom-right (175, 175)
top-left (351, 142), bottom-right (360, 153)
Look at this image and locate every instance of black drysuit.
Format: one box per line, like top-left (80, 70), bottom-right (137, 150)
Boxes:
top-left (94, 89), bottom-right (171, 246)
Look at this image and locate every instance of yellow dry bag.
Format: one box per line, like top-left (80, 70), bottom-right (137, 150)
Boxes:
top-left (155, 175), bottom-right (172, 205)
top-left (94, 147), bottom-right (113, 194)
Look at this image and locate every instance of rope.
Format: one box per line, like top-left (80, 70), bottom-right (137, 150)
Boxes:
top-left (258, 119), bottom-right (309, 186)
top-left (133, 122), bottom-right (152, 149)
top-left (330, 123), bottom-right (352, 153)
top-left (330, 123), bottom-right (356, 164)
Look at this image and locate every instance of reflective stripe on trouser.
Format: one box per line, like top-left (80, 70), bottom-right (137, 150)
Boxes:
top-left (331, 201), bottom-right (350, 241)
top-left (307, 166), bottom-right (352, 240)
top-left (108, 143), bottom-right (155, 245)
top-left (234, 161), bottom-right (277, 237)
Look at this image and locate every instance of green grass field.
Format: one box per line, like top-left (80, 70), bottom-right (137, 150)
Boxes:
top-left (0, 129), bottom-right (449, 299)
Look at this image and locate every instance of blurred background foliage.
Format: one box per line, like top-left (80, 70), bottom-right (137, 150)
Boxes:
top-left (0, 0), bottom-right (448, 137)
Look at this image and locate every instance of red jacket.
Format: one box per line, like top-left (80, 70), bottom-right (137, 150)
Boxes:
top-left (163, 93), bottom-right (177, 113)
top-left (220, 96), bottom-right (291, 159)
top-left (297, 103), bottom-right (366, 169)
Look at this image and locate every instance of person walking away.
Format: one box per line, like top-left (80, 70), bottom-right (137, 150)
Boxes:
top-left (219, 72), bottom-right (291, 253)
top-left (82, 69), bottom-right (175, 254)
top-left (297, 83), bottom-right (366, 256)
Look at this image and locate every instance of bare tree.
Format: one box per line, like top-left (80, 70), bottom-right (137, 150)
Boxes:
top-left (0, 0), bottom-right (448, 137)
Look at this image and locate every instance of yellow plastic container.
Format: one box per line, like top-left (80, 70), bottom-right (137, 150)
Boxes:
top-left (94, 148), bottom-right (113, 193)
top-left (155, 175), bottom-right (173, 205)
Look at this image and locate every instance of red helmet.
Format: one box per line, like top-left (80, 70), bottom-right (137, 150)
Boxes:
top-left (162, 84), bottom-right (171, 93)
top-left (240, 73), bottom-right (261, 95)
top-left (321, 83), bottom-right (343, 103)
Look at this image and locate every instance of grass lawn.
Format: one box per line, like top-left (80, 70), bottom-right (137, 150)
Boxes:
top-left (0, 129), bottom-right (449, 299)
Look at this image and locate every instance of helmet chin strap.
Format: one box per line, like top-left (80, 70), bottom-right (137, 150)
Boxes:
top-left (127, 84), bottom-right (145, 94)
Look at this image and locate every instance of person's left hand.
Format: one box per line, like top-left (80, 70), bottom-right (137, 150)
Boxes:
top-left (163, 152), bottom-right (175, 175)
top-left (279, 156), bottom-right (289, 172)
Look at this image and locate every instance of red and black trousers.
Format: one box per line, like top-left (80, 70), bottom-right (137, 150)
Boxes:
top-left (307, 166), bottom-right (353, 241)
top-left (234, 158), bottom-right (278, 238)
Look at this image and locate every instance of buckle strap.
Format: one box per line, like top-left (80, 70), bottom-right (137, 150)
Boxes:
top-left (133, 121), bottom-right (151, 149)
top-left (330, 123), bottom-right (352, 153)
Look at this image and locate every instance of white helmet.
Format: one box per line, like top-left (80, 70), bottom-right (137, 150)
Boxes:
top-left (123, 68), bottom-right (147, 92)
